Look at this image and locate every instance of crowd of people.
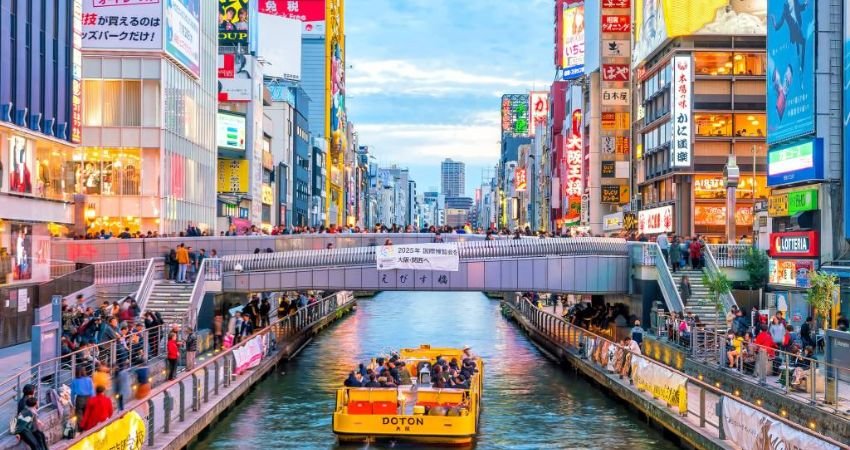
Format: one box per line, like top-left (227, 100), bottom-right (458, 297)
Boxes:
top-left (343, 347), bottom-right (479, 391)
top-left (164, 243), bottom-right (216, 284)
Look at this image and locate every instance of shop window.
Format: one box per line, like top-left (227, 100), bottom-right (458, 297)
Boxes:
top-left (68, 147), bottom-right (142, 196)
top-left (733, 53), bottom-right (766, 76)
top-left (81, 79), bottom-right (154, 127)
top-left (82, 80), bottom-right (103, 126)
top-left (733, 113), bottom-right (765, 137)
top-left (694, 114), bottom-right (732, 137)
top-left (34, 143), bottom-right (73, 201)
top-left (694, 52), bottom-right (733, 76)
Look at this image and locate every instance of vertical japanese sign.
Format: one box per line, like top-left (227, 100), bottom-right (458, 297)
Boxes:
top-left (528, 91), bottom-right (549, 136)
top-left (564, 107), bottom-right (583, 223)
top-left (671, 55), bottom-right (692, 167)
top-left (515, 168), bottom-right (527, 192)
top-left (71, 0), bottom-right (83, 143)
top-left (599, 0), bottom-right (631, 204)
top-left (561, 2), bottom-right (585, 80)
top-left (501, 94), bottom-right (529, 137)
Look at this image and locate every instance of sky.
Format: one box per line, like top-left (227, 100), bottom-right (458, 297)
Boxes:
top-left (345, 0), bottom-right (554, 196)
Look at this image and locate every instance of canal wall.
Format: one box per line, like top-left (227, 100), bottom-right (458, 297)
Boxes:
top-left (503, 301), bottom-right (730, 450)
top-left (643, 336), bottom-right (850, 443)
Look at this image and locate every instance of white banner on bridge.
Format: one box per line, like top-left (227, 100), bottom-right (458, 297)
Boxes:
top-left (721, 396), bottom-right (839, 450)
top-left (376, 243), bottom-right (460, 272)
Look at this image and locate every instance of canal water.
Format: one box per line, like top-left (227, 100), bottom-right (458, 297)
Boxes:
top-left (191, 292), bottom-right (678, 450)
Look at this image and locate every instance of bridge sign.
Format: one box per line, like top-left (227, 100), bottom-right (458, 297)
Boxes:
top-left (377, 243), bottom-right (460, 272)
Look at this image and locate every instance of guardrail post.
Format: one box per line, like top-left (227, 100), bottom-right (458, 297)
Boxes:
top-left (178, 380), bottom-right (185, 421)
top-left (163, 391), bottom-right (173, 434)
top-left (147, 399), bottom-right (156, 445)
top-left (699, 387), bottom-right (706, 427)
top-left (214, 360), bottom-right (220, 396)
top-left (142, 330), bottom-right (149, 363)
top-left (110, 340), bottom-right (117, 369)
top-left (810, 363), bottom-right (817, 405)
top-left (192, 374), bottom-right (200, 411)
top-left (757, 351), bottom-right (768, 386)
top-left (717, 398), bottom-right (725, 439)
top-left (203, 367), bottom-right (209, 403)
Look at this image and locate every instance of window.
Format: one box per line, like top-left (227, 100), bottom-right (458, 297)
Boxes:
top-left (694, 113), bottom-right (732, 137)
top-left (733, 53), bottom-right (766, 76)
top-left (68, 147), bottom-right (142, 196)
top-left (82, 79), bottom-right (159, 127)
top-left (733, 113), bottom-right (765, 137)
top-left (694, 52), bottom-right (733, 76)
top-left (83, 80), bottom-right (103, 126)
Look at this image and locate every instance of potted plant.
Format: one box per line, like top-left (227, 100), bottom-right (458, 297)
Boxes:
top-left (807, 271), bottom-right (837, 332)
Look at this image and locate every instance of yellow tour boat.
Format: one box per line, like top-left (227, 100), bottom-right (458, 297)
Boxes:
top-left (333, 345), bottom-right (483, 446)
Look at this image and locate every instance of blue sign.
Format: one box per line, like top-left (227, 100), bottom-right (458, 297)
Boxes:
top-left (164, 0), bottom-right (201, 77)
top-left (766, 0), bottom-right (815, 145)
top-left (844, 0), bottom-right (850, 237)
top-left (561, 66), bottom-right (583, 80)
top-left (767, 138), bottom-right (823, 187)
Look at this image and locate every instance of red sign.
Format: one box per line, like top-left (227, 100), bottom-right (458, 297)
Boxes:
top-left (564, 109), bottom-right (583, 199)
top-left (259, 0), bottom-right (325, 21)
top-left (515, 168), bottom-right (527, 192)
top-left (602, 64), bottom-right (630, 82)
top-left (601, 15), bottom-right (631, 33)
top-left (769, 231), bottom-right (819, 258)
top-left (602, 0), bottom-right (630, 8)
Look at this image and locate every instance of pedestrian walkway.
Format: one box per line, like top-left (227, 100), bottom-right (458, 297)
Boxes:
top-left (0, 343), bottom-right (31, 382)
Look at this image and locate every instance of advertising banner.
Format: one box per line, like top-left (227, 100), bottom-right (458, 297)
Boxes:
top-left (767, 0), bottom-right (815, 144)
top-left (217, 111), bottom-right (247, 151)
top-left (8, 136), bottom-right (32, 194)
top-left (769, 188), bottom-right (818, 217)
top-left (218, 54), bottom-right (253, 102)
top-left (561, 3), bottom-right (585, 78)
top-left (767, 138), bottom-right (823, 186)
top-left (721, 397), bottom-right (840, 450)
top-left (219, 0), bottom-right (250, 46)
top-left (81, 0), bottom-right (163, 49)
top-left (638, 205), bottom-right (673, 234)
top-left (376, 243), bottom-right (460, 272)
top-left (601, 88), bottom-right (630, 106)
top-left (602, 39), bottom-right (630, 58)
top-left (694, 205), bottom-right (753, 226)
top-left (69, 410), bottom-right (146, 450)
top-left (600, 112), bottom-right (630, 131)
top-left (217, 159), bottom-right (249, 193)
top-left (601, 161), bottom-right (616, 177)
top-left (633, 1), bottom-right (767, 66)
top-left (601, 15), bottom-right (631, 33)
top-left (602, 64), bottom-right (630, 82)
top-left (258, 14), bottom-right (302, 81)
top-left (769, 259), bottom-right (815, 288)
top-left (603, 212), bottom-right (624, 232)
top-left (601, 185), bottom-right (629, 204)
top-left (528, 92), bottom-right (549, 136)
top-left (233, 335), bottom-right (265, 374)
top-left (165, 0), bottom-right (200, 77)
top-left (259, 0), bottom-right (326, 36)
top-left (671, 55), bottom-right (692, 167)
top-left (514, 168), bottom-right (527, 192)
top-left (769, 231), bottom-right (819, 258)
top-left (630, 355), bottom-right (688, 413)
top-left (72, 0), bottom-right (83, 144)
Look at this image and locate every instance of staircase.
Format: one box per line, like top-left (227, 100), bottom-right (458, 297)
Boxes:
top-left (669, 269), bottom-right (726, 329)
top-left (144, 281), bottom-right (194, 326)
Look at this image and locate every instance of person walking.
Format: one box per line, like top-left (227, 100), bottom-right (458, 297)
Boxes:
top-left (175, 243), bottom-right (190, 283)
top-left (79, 385), bottom-right (113, 431)
top-left (213, 313), bottom-right (223, 351)
top-left (689, 237), bottom-right (702, 270)
top-left (260, 297), bottom-right (271, 328)
top-left (656, 232), bottom-right (670, 264)
top-left (184, 327), bottom-right (198, 371)
top-left (70, 367), bottom-right (94, 420)
top-left (680, 276), bottom-right (692, 305)
top-left (669, 236), bottom-right (681, 273)
top-left (166, 332), bottom-right (179, 380)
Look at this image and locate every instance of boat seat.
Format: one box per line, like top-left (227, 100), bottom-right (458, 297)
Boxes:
top-left (347, 400), bottom-right (372, 415)
top-left (372, 401), bottom-right (397, 414)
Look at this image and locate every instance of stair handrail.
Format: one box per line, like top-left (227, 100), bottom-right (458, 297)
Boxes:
top-left (134, 257), bottom-right (162, 313)
top-left (185, 258), bottom-right (221, 330)
top-left (630, 242), bottom-right (685, 313)
top-left (703, 248), bottom-right (738, 315)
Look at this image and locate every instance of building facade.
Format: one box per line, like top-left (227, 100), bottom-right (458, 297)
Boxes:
top-left (440, 158), bottom-right (465, 197)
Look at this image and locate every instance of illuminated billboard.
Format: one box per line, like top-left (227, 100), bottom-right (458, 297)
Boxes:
top-left (767, 138), bottom-right (823, 187)
top-left (165, 0), bottom-right (201, 77)
top-left (259, 0), bottom-right (326, 36)
top-left (219, 0), bottom-right (250, 46)
top-left (528, 92), bottom-right (549, 136)
top-left (81, 0), bottom-right (163, 50)
top-left (767, 0), bottom-right (814, 144)
top-left (217, 159), bottom-right (249, 193)
top-left (218, 54), bottom-right (253, 102)
top-left (633, 0), bottom-right (767, 66)
top-left (501, 94), bottom-right (529, 136)
top-left (561, 3), bottom-right (585, 79)
top-left (217, 111), bottom-right (247, 152)
top-left (671, 55), bottom-right (692, 167)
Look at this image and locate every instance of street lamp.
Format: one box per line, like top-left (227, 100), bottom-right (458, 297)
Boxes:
top-left (723, 155), bottom-right (740, 244)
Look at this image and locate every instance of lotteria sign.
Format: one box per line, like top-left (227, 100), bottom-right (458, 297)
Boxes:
top-left (767, 138), bottom-right (824, 186)
top-left (769, 231), bottom-right (819, 258)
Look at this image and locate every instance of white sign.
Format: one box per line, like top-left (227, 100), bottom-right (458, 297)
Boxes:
top-left (81, 0), bottom-right (163, 50)
top-left (376, 244), bottom-right (460, 272)
top-left (164, 0), bottom-right (200, 77)
top-left (528, 92), bottom-right (549, 137)
top-left (218, 54), bottom-right (253, 102)
top-left (233, 335), bottom-right (265, 374)
top-left (259, 14), bottom-right (303, 81)
top-left (638, 205), bottom-right (673, 235)
top-left (17, 289), bottom-right (28, 313)
top-left (602, 39), bottom-right (630, 58)
top-left (217, 112), bottom-right (246, 152)
top-left (721, 397), bottom-right (840, 450)
top-left (603, 212), bottom-right (624, 232)
top-left (615, 161), bottom-right (630, 179)
top-left (601, 88), bottom-right (630, 106)
top-left (671, 56), bottom-right (692, 167)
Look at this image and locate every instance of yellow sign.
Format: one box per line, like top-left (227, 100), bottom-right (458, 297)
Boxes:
top-left (631, 355), bottom-right (688, 415)
top-left (70, 410), bottom-right (146, 450)
top-left (768, 193), bottom-right (788, 217)
top-left (261, 185), bottom-right (274, 205)
top-left (217, 159), bottom-right (249, 193)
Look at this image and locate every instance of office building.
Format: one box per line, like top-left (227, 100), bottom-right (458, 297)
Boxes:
top-left (441, 158), bottom-right (465, 197)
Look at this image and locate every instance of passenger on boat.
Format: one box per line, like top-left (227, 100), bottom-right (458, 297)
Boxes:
top-left (344, 371), bottom-right (365, 387)
top-left (364, 374), bottom-right (381, 388)
top-left (378, 376), bottom-right (397, 388)
top-left (398, 362), bottom-right (412, 385)
top-left (358, 363), bottom-right (368, 378)
top-left (462, 345), bottom-right (476, 359)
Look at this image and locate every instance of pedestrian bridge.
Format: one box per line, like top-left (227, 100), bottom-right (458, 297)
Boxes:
top-left (219, 238), bottom-right (633, 295)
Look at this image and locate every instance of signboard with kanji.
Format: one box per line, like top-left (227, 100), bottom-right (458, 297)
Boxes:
top-left (671, 55), bottom-right (692, 167)
top-left (602, 64), bottom-right (630, 82)
top-left (601, 15), bottom-right (631, 33)
top-left (501, 94), bottom-right (530, 136)
top-left (81, 0), bottom-right (163, 49)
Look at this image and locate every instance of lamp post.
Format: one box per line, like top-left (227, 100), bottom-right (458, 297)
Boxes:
top-left (723, 155), bottom-right (740, 244)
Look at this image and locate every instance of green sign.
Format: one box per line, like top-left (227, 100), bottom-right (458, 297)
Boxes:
top-left (787, 189), bottom-right (818, 215)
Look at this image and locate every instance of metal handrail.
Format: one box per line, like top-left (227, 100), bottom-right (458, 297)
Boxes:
top-left (92, 258), bottom-right (152, 284)
top-left (134, 258), bottom-right (162, 314)
top-left (507, 296), bottom-right (848, 450)
top-left (706, 244), bottom-right (750, 268)
top-left (66, 291), bottom-right (356, 448)
top-left (185, 258), bottom-right (222, 330)
top-left (631, 242), bottom-right (685, 313)
top-left (702, 249), bottom-right (739, 314)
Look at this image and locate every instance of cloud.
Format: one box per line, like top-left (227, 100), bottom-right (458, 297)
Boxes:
top-left (346, 59), bottom-right (549, 98)
top-left (356, 122), bottom-right (501, 166)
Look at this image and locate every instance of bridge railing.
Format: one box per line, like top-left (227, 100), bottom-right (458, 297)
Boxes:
top-left (505, 295), bottom-right (849, 450)
top-left (65, 291), bottom-right (356, 449)
top-left (220, 237), bottom-right (631, 273)
top-left (134, 257), bottom-right (164, 314)
top-left (92, 258), bottom-right (151, 284)
top-left (706, 244), bottom-right (750, 268)
top-left (185, 258), bottom-right (222, 330)
top-left (630, 242), bottom-right (685, 313)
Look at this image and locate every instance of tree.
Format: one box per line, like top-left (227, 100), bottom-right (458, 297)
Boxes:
top-left (742, 247), bottom-right (769, 290)
top-left (702, 271), bottom-right (732, 313)
top-left (807, 271), bottom-right (837, 331)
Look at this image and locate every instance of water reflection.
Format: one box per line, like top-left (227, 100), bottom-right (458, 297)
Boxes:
top-left (191, 292), bottom-right (677, 450)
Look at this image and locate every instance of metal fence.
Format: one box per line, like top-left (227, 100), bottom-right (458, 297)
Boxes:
top-left (706, 244), bottom-right (750, 269)
top-left (67, 291), bottom-right (356, 448)
top-left (0, 323), bottom-right (169, 439)
top-left (93, 259), bottom-right (151, 284)
top-left (506, 295), bottom-right (847, 449)
top-left (37, 264), bottom-right (95, 310)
